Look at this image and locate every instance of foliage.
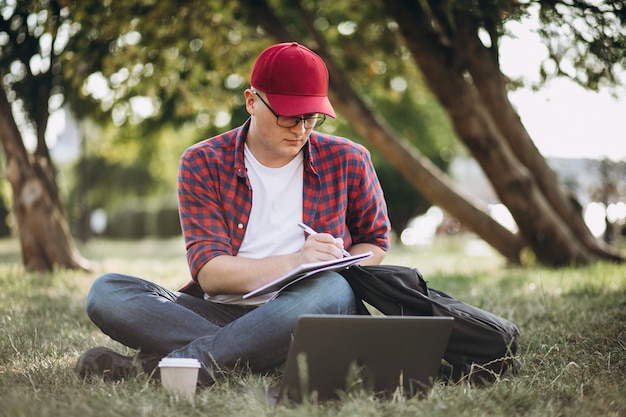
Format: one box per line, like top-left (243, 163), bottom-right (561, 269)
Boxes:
top-left (58, 1), bottom-right (256, 125)
top-left (426, 0), bottom-right (626, 92)
top-left (534, 0), bottom-right (626, 91)
top-left (5, 0), bottom-right (617, 139)
top-left (0, 236), bottom-right (624, 416)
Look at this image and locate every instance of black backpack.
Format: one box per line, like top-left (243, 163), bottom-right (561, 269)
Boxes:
top-left (340, 264), bottom-right (521, 383)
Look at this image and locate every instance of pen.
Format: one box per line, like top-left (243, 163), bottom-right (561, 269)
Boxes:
top-left (297, 222), bottom-right (351, 257)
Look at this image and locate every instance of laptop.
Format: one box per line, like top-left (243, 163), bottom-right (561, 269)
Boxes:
top-left (277, 315), bottom-right (454, 402)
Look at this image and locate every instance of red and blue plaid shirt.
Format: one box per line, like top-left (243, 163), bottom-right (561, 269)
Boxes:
top-left (178, 118), bottom-right (390, 280)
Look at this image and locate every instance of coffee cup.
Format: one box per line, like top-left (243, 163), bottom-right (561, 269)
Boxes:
top-left (158, 358), bottom-right (201, 399)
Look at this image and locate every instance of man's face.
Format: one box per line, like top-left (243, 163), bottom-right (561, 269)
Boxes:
top-left (244, 89), bottom-right (314, 167)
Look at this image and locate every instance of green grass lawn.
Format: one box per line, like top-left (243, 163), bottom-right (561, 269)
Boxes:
top-left (0, 236), bottom-right (624, 416)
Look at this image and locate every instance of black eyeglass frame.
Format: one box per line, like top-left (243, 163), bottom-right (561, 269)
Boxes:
top-left (254, 91), bottom-right (326, 129)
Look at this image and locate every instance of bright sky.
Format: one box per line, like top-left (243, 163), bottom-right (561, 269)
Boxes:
top-left (499, 16), bottom-right (626, 162)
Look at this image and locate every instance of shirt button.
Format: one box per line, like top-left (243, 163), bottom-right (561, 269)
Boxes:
top-left (237, 223), bottom-right (244, 229)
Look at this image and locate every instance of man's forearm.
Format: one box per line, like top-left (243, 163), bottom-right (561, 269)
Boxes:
top-left (197, 253), bottom-right (301, 296)
top-left (349, 243), bottom-right (386, 265)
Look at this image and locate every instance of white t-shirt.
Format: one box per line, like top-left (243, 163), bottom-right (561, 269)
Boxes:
top-left (237, 144), bottom-right (305, 258)
top-left (205, 144), bottom-right (304, 305)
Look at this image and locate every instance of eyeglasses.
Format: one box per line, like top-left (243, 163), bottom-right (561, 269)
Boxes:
top-left (254, 91), bottom-right (326, 129)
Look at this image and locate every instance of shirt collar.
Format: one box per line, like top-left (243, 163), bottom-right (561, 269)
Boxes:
top-left (233, 119), bottom-right (249, 177)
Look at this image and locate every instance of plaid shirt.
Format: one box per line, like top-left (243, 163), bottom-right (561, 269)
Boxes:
top-left (178, 118), bottom-right (390, 280)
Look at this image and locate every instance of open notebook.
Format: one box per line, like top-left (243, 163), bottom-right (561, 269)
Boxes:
top-left (243, 251), bottom-right (372, 300)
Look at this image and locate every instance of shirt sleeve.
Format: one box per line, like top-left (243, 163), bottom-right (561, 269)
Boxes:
top-left (177, 145), bottom-right (234, 280)
top-left (346, 145), bottom-right (391, 251)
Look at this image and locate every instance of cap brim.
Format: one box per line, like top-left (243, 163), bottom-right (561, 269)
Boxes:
top-left (265, 93), bottom-right (336, 119)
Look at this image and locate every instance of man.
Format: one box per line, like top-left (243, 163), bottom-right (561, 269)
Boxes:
top-left (77, 42), bottom-right (390, 383)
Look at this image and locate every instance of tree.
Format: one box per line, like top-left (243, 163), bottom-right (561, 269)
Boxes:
top-left (0, 1), bottom-right (88, 270)
top-left (382, 0), bottom-right (624, 265)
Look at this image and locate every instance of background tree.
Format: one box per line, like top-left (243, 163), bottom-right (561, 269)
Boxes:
top-left (592, 159), bottom-right (625, 244)
top-left (0, 1), bottom-right (88, 270)
top-left (382, 0), bottom-right (624, 265)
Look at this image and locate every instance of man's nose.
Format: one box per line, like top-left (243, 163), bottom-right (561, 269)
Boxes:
top-left (289, 119), bottom-right (307, 134)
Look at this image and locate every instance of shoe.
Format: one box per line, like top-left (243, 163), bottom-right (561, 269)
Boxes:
top-left (75, 346), bottom-right (161, 381)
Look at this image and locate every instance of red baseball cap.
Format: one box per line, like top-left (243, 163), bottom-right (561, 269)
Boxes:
top-left (250, 42), bottom-right (336, 118)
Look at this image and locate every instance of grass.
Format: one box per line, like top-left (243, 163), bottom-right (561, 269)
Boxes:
top-left (0, 235), bottom-right (624, 416)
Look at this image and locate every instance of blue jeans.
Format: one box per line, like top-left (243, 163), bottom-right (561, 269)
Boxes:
top-left (85, 271), bottom-right (355, 382)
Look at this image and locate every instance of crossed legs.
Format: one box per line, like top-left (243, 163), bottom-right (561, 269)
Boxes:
top-left (84, 271), bottom-right (355, 381)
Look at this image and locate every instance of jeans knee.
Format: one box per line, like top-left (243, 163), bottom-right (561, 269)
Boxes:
top-left (293, 272), bottom-right (355, 314)
top-left (86, 274), bottom-right (107, 320)
top-left (85, 273), bottom-right (128, 321)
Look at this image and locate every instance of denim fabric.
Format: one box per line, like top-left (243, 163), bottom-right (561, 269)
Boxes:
top-left (85, 271), bottom-right (355, 382)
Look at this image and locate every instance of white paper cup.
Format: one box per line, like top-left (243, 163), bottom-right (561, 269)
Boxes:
top-left (158, 358), bottom-right (201, 398)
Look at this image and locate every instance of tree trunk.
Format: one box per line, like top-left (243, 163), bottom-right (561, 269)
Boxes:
top-left (384, 0), bottom-right (599, 266)
top-left (326, 76), bottom-right (525, 264)
top-left (242, 0), bottom-right (525, 264)
top-left (450, 12), bottom-right (623, 263)
top-left (0, 84), bottom-right (89, 271)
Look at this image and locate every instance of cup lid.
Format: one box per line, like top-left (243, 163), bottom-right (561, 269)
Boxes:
top-left (158, 358), bottom-right (201, 368)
